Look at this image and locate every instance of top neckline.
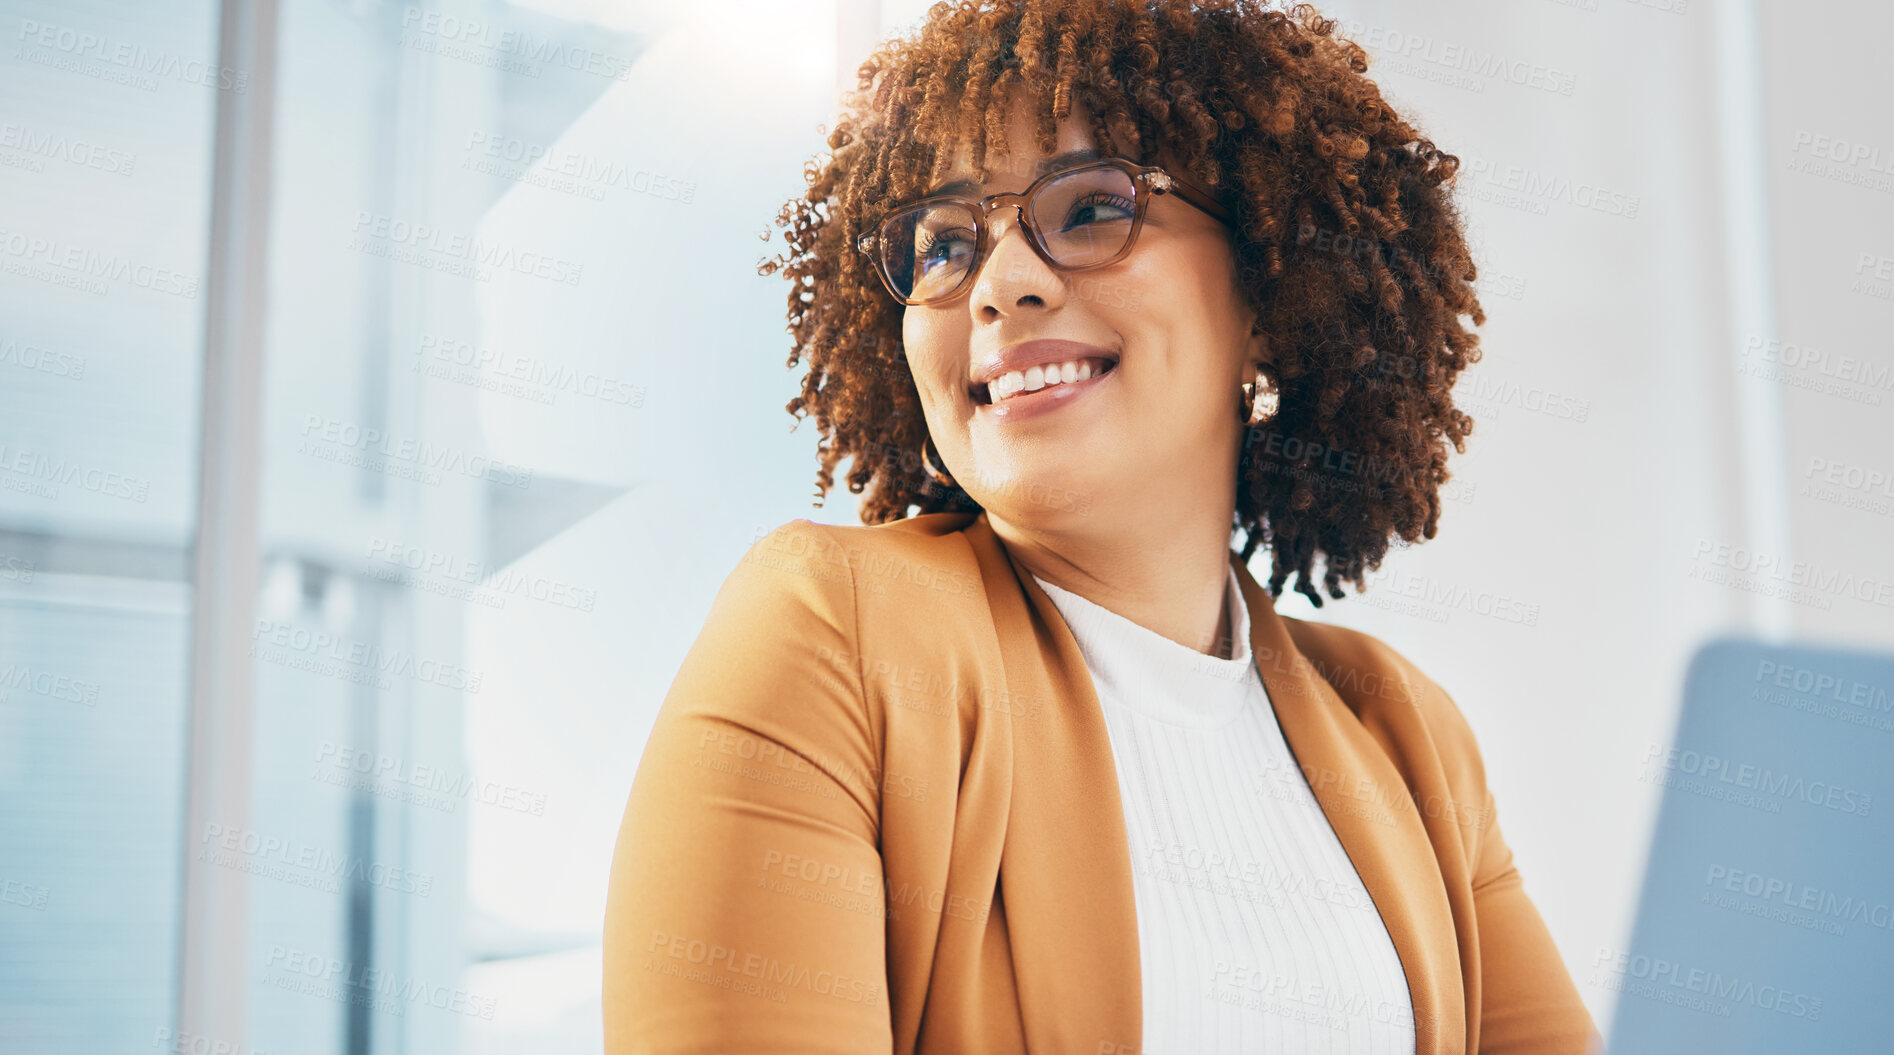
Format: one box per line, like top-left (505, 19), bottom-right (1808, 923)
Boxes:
top-left (1029, 562), bottom-right (1258, 728)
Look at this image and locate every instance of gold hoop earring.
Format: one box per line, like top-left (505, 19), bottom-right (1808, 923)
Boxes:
top-left (1240, 369), bottom-right (1279, 427)
top-left (920, 435), bottom-right (956, 489)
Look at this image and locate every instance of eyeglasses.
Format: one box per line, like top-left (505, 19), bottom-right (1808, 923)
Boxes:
top-left (854, 156), bottom-right (1232, 307)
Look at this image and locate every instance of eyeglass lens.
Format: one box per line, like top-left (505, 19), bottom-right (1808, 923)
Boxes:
top-left (877, 164), bottom-right (1139, 303)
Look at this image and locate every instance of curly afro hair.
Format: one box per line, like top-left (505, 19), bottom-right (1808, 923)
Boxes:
top-left (757, 0), bottom-right (1485, 607)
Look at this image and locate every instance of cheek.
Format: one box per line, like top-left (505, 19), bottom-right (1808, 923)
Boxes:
top-left (1124, 236), bottom-right (1237, 313)
top-left (1116, 249), bottom-right (1215, 323)
top-left (1111, 244), bottom-right (1247, 400)
top-left (899, 309), bottom-right (925, 358)
top-left (902, 309), bottom-right (966, 402)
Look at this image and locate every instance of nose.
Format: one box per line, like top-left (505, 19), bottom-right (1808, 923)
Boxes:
top-left (968, 205), bottom-right (1065, 318)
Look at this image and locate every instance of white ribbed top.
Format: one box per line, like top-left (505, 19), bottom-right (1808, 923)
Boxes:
top-left (1031, 565), bottom-right (1417, 1055)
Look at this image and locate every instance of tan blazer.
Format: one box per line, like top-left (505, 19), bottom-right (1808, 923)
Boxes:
top-left (604, 511), bottom-right (1597, 1054)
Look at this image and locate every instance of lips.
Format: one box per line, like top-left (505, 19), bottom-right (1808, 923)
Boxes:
top-left (968, 338), bottom-right (1121, 405)
top-left (972, 356), bottom-right (1119, 405)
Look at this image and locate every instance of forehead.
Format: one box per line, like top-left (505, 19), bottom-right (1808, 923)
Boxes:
top-left (925, 147), bottom-right (1107, 198)
top-left (926, 92), bottom-right (1102, 197)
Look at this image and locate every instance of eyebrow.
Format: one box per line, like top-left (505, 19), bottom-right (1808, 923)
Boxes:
top-left (923, 148), bottom-right (1105, 198)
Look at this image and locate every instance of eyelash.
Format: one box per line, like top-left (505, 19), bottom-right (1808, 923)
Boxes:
top-left (914, 225), bottom-right (978, 256)
top-left (1070, 191), bottom-right (1135, 217)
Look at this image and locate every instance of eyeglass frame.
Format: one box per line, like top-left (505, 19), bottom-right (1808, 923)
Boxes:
top-left (853, 155), bottom-right (1235, 307)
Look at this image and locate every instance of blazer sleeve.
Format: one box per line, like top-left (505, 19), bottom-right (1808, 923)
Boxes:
top-left (603, 522), bottom-right (893, 1054)
top-left (1466, 755), bottom-right (1601, 1054)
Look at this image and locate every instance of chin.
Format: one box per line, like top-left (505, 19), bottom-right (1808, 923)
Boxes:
top-left (968, 459), bottom-right (1103, 522)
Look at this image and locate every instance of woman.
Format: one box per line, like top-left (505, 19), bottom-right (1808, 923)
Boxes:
top-left (605, 2), bottom-right (1596, 1052)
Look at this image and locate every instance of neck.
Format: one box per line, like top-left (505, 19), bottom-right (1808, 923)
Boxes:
top-left (989, 505), bottom-right (1237, 658)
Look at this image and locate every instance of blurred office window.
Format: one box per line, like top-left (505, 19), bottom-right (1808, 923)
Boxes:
top-left (0, 0), bottom-right (220, 1051)
top-left (244, 2), bottom-right (650, 1052)
top-left (2, 0), bottom-right (834, 1050)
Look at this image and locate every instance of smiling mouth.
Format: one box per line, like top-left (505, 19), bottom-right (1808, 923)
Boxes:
top-left (971, 356), bottom-right (1120, 406)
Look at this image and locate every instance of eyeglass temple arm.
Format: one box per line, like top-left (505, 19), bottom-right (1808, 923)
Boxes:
top-left (1147, 168), bottom-right (1232, 224)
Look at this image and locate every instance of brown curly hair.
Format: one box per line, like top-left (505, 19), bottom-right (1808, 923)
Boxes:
top-left (757, 0), bottom-right (1485, 607)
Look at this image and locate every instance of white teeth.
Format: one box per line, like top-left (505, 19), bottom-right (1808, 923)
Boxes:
top-left (983, 357), bottom-right (1113, 404)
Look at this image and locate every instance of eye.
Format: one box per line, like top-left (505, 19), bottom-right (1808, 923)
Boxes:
top-left (914, 227), bottom-right (975, 274)
top-left (1061, 191), bottom-right (1135, 230)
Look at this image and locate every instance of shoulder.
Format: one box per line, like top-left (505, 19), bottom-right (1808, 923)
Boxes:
top-left (726, 513), bottom-right (986, 615)
top-left (1276, 613), bottom-right (1439, 714)
top-left (1277, 614), bottom-right (1491, 792)
top-left (693, 512), bottom-right (990, 740)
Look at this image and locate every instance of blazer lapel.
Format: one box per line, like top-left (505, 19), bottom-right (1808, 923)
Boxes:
top-left (1230, 555), bottom-right (1466, 1055)
top-left (957, 514), bottom-right (1461, 1054)
top-left (965, 513), bottom-right (1143, 1054)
